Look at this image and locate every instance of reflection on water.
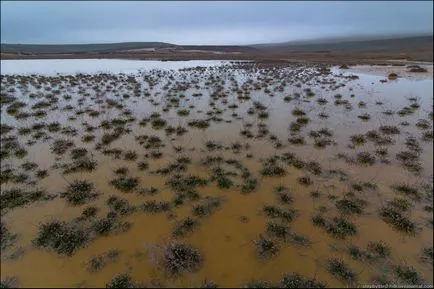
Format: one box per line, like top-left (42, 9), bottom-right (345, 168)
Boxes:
top-left (0, 59), bottom-right (234, 75)
top-left (1, 61), bottom-right (433, 287)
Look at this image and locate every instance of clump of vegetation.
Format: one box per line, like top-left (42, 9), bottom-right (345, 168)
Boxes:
top-left (375, 147), bottom-right (388, 158)
top-left (416, 119), bottom-right (431, 130)
top-left (398, 106), bottom-right (415, 116)
top-left (275, 186), bottom-right (293, 205)
top-left (173, 217), bottom-right (200, 237)
top-left (241, 177), bottom-right (258, 194)
top-left (61, 180), bottom-right (98, 206)
top-left (356, 152), bottom-right (376, 166)
top-left (82, 206), bottom-right (98, 219)
top-left (292, 108), bottom-right (306, 116)
top-left (193, 197), bottom-right (222, 217)
top-left (358, 113), bottom-right (371, 121)
top-left (255, 235), bottom-right (279, 259)
top-left (0, 276), bottom-right (18, 288)
top-left (243, 280), bottom-right (273, 288)
top-left (327, 258), bottom-right (357, 284)
top-left (312, 215), bottom-right (357, 239)
top-left (263, 205), bottom-right (297, 223)
top-left (392, 184), bottom-right (420, 201)
top-left (279, 273), bottom-right (326, 288)
top-left (137, 160), bottom-right (149, 171)
top-left (167, 174), bottom-right (208, 193)
top-left (388, 198), bottom-right (412, 211)
top-left (70, 148), bottom-right (88, 160)
top-left (136, 186), bottom-right (158, 197)
top-left (164, 242), bottom-right (203, 275)
top-left (35, 170), bottom-right (48, 179)
top-left (177, 109), bottom-right (190, 117)
top-left (288, 136), bottom-right (306, 146)
top-left (114, 167), bottom-right (128, 176)
top-left (266, 221), bottom-right (290, 241)
top-left (188, 119), bottom-right (210, 129)
top-left (138, 197), bottom-right (170, 213)
top-left (210, 167), bottom-right (233, 189)
top-left (123, 151), bottom-right (137, 161)
top-left (33, 220), bottom-right (89, 256)
top-left (420, 247), bottom-right (433, 265)
top-left (423, 130), bottom-right (433, 141)
top-left (261, 160), bottom-right (286, 177)
top-left (92, 215), bottom-right (118, 236)
top-left (379, 125), bottom-right (400, 135)
top-left (335, 198), bottom-right (367, 215)
top-left (151, 118), bottom-right (167, 129)
top-left (51, 139), bottom-right (74, 155)
top-left (0, 124), bottom-right (14, 135)
top-left (296, 116), bottom-right (309, 125)
top-left (1, 188), bottom-right (51, 211)
top-left (86, 255), bottom-right (106, 272)
top-left (106, 274), bottom-right (138, 288)
top-left (110, 177), bottom-right (139, 193)
top-left (396, 150), bottom-right (422, 174)
top-left (1, 221), bottom-right (17, 251)
top-left (86, 249), bottom-right (121, 273)
top-left (367, 241), bottom-right (391, 258)
top-left (394, 265), bottom-right (424, 285)
top-left (408, 65), bottom-right (428, 73)
top-left (347, 245), bottom-right (366, 260)
top-left (365, 130), bottom-right (394, 145)
top-left (82, 134), bottom-right (96, 143)
top-left (380, 206), bottom-right (416, 235)
top-left (297, 176), bottom-right (312, 186)
top-left (350, 134), bottom-right (366, 146)
top-left (287, 232), bottom-right (311, 247)
top-left (21, 161), bottom-right (38, 171)
top-left (350, 182), bottom-right (377, 192)
top-left (106, 196), bottom-right (134, 216)
top-left (62, 157), bottom-right (98, 174)
top-left (306, 161), bottom-right (322, 175)
top-left (388, 73), bottom-right (398, 80)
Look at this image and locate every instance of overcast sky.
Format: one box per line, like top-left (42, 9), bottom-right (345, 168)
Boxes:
top-left (1, 1), bottom-right (433, 45)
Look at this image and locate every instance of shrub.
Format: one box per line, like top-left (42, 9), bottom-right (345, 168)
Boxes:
top-left (61, 181), bottom-right (98, 206)
top-left (164, 242), bottom-right (203, 275)
top-left (327, 258), bottom-right (357, 283)
top-left (34, 220), bottom-right (89, 256)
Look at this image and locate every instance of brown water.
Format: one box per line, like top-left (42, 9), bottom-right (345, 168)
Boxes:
top-left (1, 62), bottom-right (433, 288)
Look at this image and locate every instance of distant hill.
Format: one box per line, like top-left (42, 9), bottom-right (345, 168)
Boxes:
top-left (1, 35), bottom-right (432, 62)
top-left (251, 35), bottom-right (433, 52)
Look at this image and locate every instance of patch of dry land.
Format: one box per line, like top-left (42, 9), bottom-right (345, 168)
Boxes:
top-left (346, 63), bottom-right (433, 80)
top-left (0, 60), bottom-right (433, 288)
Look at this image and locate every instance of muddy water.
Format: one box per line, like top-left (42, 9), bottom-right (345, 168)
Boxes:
top-left (1, 62), bottom-right (433, 287)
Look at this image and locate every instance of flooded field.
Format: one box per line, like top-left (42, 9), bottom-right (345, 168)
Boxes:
top-left (0, 60), bottom-right (433, 288)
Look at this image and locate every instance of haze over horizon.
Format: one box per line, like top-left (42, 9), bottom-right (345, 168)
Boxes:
top-left (1, 1), bottom-right (433, 45)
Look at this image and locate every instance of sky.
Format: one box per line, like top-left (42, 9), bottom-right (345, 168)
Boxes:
top-left (1, 1), bottom-right (433, 45)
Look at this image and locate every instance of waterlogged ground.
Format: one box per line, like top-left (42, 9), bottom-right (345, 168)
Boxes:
top-left (0, 60), bottom-right (433, 288)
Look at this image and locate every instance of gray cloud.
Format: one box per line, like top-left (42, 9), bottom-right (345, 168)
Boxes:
top-left (1, 1), bottom-right (432, 44)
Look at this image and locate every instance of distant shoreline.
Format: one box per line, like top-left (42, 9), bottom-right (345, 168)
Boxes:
top-left (1, 51), bottom-right (433, 65)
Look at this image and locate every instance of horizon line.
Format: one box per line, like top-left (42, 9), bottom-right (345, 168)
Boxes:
top-left (1, 33), bottom-right (433, 47)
